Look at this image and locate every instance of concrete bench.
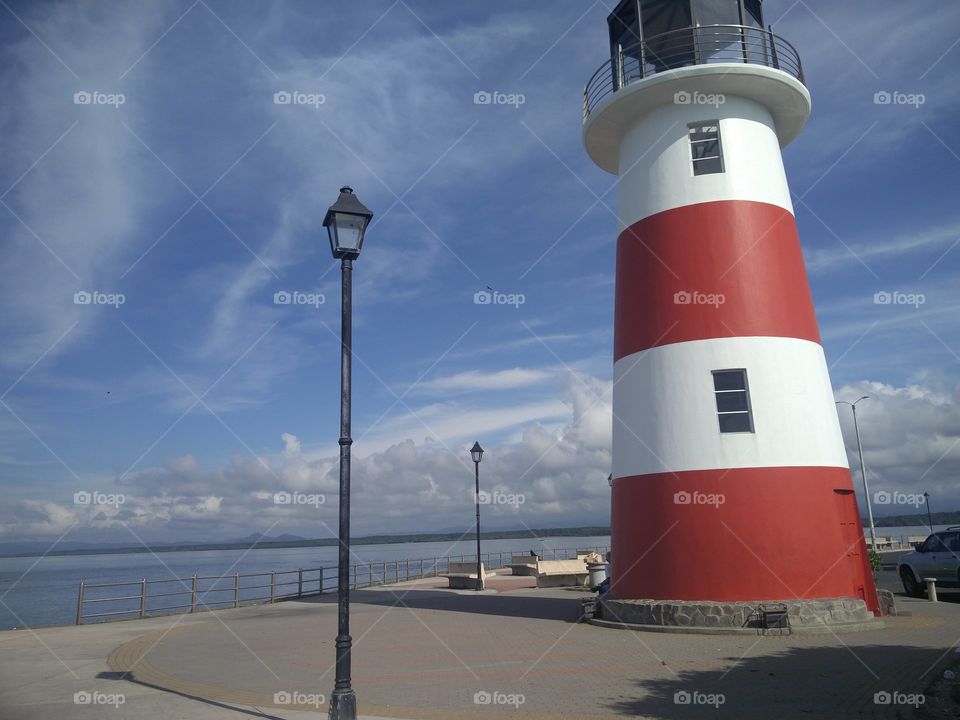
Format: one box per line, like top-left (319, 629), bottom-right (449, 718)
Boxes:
top-left (506, 554), bottom-right (539, 576)
top-left (535, 559), bottom-right (589, 588)
top-left (441, 562), bottom-right (489, 589)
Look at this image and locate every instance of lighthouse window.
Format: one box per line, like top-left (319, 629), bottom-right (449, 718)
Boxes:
top-left (689, 121), bottom-right (724, 175)
top-left (712, 369), bottom-right (754, 433)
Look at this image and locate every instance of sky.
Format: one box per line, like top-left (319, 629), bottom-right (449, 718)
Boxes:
top-left (0, 0), bottom-right (958, 546)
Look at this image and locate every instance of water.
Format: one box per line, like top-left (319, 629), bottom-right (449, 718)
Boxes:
top-left (872, 524), bottom-right (949, 542)
top-left (0, 536), bottom-right (610, 629)
top-left (0, 525), bottom-right (946, 630)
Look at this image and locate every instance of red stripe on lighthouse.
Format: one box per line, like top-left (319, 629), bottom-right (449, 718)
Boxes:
top-left (614, 200), bottom-right (821, 361)
top-left (610, 466), bottom-right (880, 613)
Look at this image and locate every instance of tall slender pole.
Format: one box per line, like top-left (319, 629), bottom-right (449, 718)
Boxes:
top-left (474, 460), bottom-right (483, 591)
top-left (851, 403), bottom-right (877, 549)
top-left (330, 257), bottom-right (357, 720)
top-left (924, 493), bottom-right (933, 532)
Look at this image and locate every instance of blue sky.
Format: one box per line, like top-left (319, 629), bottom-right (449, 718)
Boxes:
top-left (0, 0), bottom-right (958, 545)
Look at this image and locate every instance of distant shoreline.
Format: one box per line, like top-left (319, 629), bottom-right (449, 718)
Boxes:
top-left (0, 526), bottom-right (613, 560)
top-left (2, 509), bottom-right (956, 560)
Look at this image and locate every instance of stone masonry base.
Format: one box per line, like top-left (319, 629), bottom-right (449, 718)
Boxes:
top-left (592, 597), bottom-right (884, 635)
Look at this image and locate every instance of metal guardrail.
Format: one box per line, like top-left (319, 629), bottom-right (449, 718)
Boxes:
top-left (75, 545), bottom-right (610, 624)
top-left (583, 24), bottom-right (804, 120)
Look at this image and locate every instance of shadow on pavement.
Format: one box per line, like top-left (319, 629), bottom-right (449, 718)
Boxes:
top-left (297, 586), bottom-right (586, 622)
top-left (605, 643), bottom-right (955, 719)
top-left (95, 671), bottom-right (285, 719)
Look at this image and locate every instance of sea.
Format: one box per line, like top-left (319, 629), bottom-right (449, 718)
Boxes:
top-left (0, 524), bottom-right (949, 630)
top-left (0, 535), bottom-right (610, 629)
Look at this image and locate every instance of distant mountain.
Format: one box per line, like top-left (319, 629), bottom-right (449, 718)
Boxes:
top-left (0, 526), bottom-right (612, 558)
top-left (231, 533), bottom-right (307, 545)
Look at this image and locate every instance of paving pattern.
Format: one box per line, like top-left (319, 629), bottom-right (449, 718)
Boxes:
top-left (1, 570), bottom-right (959, 719)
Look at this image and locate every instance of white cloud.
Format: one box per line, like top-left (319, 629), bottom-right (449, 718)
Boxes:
top-left (417, 367), bottom-right (555, 393)
top-left (805, 221), bottom-right (960, 274)
top-left (835, 379), bottom-right (960, 510)
top-left (0, 371), bottom-right (610, 541)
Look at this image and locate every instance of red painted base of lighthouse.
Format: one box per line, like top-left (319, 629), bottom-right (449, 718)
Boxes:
top-left (611, 467), bottom-right (880, 614)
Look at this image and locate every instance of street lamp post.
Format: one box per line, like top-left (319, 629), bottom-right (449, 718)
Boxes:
top-left (836, 396), bottom-right (877, 549)
top-left (924, 492), bottom-right (933, 532)
top-left (323, 186), bottom-right (373, 720)
top-left (470, 442), bottom-right (484, 591)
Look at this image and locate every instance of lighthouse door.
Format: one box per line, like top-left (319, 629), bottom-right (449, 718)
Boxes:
top-left (834, 489), bottom-right (867, 602)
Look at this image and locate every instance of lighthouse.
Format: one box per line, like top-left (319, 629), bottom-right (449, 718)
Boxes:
top-left (583, 0), bottom-right (880, 623)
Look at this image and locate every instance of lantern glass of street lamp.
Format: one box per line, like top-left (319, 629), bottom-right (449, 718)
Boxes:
top-left (323, 186), bottom-right (373, 260)
top-left (470, 442), bottom-right (483, 464)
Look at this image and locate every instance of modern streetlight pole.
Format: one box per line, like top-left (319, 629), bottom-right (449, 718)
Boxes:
top-left (323, 187), bottom-right (373, 720)
top-left (836, 396), bottom-right (876, 549)
top-left (470, 442), bottom-right (484, 592)
top-left (924, 492), bottom-right (933, 532)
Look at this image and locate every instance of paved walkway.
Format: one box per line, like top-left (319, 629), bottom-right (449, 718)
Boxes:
top-left (1, 570), bottom-right (958, 719)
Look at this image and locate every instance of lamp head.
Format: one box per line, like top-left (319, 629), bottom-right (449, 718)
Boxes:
top-left (323, 186), bottom-right (373, 260)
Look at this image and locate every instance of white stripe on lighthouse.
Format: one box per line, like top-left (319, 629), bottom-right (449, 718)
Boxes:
top-left (611, 336), bottom-right (848, 479)
top-left (618, 95), bottom-right (793, 227)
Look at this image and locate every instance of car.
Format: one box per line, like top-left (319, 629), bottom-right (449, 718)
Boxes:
top-left (896, 527), bottom-right (960, 597)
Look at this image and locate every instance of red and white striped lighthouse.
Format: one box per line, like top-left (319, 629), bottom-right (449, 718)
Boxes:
top-left (583, 0), bottom-right (879, 614)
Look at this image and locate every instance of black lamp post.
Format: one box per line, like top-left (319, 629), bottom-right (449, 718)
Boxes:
top-left (470, 442), bottom-right (484, 591)
top-left (323, 186), bottom-right (373, 720)
top-left (924, 492), bottom-right (933, 532)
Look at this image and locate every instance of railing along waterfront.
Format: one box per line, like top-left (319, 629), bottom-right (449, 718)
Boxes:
top-left (75, 545), bottom-right (610, 624)
top-left (583, 24), bottom-right (804, 120)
